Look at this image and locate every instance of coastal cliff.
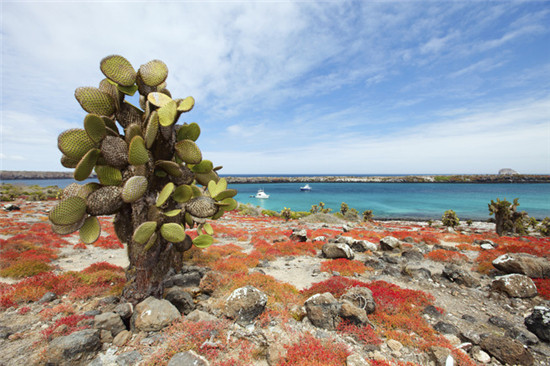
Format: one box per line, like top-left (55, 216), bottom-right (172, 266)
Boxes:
top-left (2, 171), bottom-right (549, 183)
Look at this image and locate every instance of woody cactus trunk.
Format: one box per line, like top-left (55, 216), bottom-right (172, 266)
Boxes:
top-left (49, 55), bottom-right (237, 304)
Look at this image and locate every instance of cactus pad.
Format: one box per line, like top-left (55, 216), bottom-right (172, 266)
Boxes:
top-left (116, 101), bottom-right (144, 128)
top-left (160, 223), bottom-right (185, 243)
top-left (208, 178), bottom-right (227, 198)
top-left (122, 176), bottom-right (148, 203)
top-left (101, 136), bottom-right (128, 169)
top-left (100, 55), bottom-right (136, 86)
top-left (177, 96), bottom-right (195, 112)
top-left (158, 100), bottom-right (177, 127)
top-left (192, 159), bottom-right (213, 174)
top-left (164, 209), bottom-right (182, 217)
top-left (147, 92), bottom-right (172, 108)
top-left (195, 170), bottom-right (219, 186)
top-left (139, 60), bottom-right (168, 86)
top-left (213, 189), bottom-right (238, 201)
top-left (61, 154), bottom-right (80, 168)
top-left (175, 139), bottom-right (202, 164)
top-left (217, 197), bottom-right (238, 211)
top-left (173, 184), bottom-right (193, 203)
top-left (144, 232), bottom-right (158, 251)
top-left (177, 123), bottom-right (200, 141)
top-left (193, 234), bottom-right (214, 248)
top-left (51, 216), bottom-right (86, 235)
top-left (185, 196), bottom-right (218, 218)
top-left (133, 221), bottom-right (157, 245)
top-left (156, 160), bottom-right (182, 177)
top-left (62, 183), bottom-right (82, 199)
top-left (75, 87), bottom-right (116, 116)
top-left (95, 165), bottom-right (123, 186)
top-left (74, 148), bottom-right (100, 181)
top-left (128, 136), bottom-right (149, 165)
top-left (49, 196), bottom-right (87, 226)
top-left (78, 182), bottom-right (101, 199)
top-left (86, 186), bottom-right (123, 216)
top-left (156, 182), bottom-right (175, 207)
top-left (80, 216), bottom-right (101, 244)
top-left (144, 111), bottom-right (159, 149)
top-left (58, 129), bottom-right (97, 161)
top-left (84, 114), bottom-right (107, 143)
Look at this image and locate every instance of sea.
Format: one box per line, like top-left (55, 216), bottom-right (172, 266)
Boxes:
top-left (2, 177), bottom-right (549, 220)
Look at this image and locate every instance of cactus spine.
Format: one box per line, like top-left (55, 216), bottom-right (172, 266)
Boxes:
top-left (49, 55), bottom-right (237, 303)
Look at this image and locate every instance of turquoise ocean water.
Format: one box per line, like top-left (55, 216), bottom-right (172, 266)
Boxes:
top-left (3, 178), bottom-right (549, 220)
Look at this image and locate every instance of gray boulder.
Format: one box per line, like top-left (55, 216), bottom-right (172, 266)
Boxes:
top-left (304, 292), bottom-right (341, 330)
top-left (290, 229), bottom-right (308, 242)
top-left (340, 286), bottom-right (376, 314)
top-left (442, 264), bottom-right (480, 288)
top-left (380, 236), bottom-right (401, 251)
top-left (131, 296), bottom-right (181, 332)
top-left (339, 300), bottom-right (369, 325)
top-left (46, 329), bottom-right (101, 366)
top-left (94, 312), bottom-right (126, 337)
top-left (164, 286), bottom-right (195, 315)
top-left (115, 351), bottom-right (143, 366)
top-left (322, 242), bottom-right (354, 259)
top-left (525, 306), bottom-right (550, 342)
top-left (167, 350), bottom-right (209, 366)
top-left (492, 253), bottom-right (550, 278)
top-left (224, 286), bottom-right (267, 324)
top-left (480, 335), bottom-right (534, 365)
top-left (351, 240), bottom-right (377, 252)
top-left (491, 274), bottom-right (538, 298)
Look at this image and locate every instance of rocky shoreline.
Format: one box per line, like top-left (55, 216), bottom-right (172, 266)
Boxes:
top-left (1, 171), bottom-right (549, 183)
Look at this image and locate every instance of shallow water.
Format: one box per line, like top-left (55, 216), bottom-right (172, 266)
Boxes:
top-left (3, 179), bottom-right (549, 220)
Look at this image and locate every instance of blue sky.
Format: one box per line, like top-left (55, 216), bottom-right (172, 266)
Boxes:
top-left (1, 1), bottom-right (549, 175)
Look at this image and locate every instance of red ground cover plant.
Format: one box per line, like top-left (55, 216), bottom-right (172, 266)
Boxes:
top-left (533, 279), bottom-right (550, 300)
top-left (210, 223), bottom-right (249, 241)
top-left (336, 320), bottom-right (381, 346)
top-left (91, 234), bottom-right (124, 249)
top-left (41, 314), bottom-right (92, 341)
top-left (278, 332), bottom-right (350, 366)
top-left (424, 249), bottom-right (468, 264)
top-left (39, 303), bottom-right (75, 320)
top-left (320, 258), bottom-right (369, 276)
top-left (252, 239), bottom-right (318, 260)
top-left (144, 319), bottom-right (255, 366)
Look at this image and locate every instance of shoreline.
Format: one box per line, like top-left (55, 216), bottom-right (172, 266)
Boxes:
top-left (1, 171), bottom-right (549, 183)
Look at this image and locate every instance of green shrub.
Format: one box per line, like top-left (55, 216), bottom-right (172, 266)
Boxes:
top-left (362, 210), bottom-right (373, 221)
top-left (488, 198), bottom-right (529, 236)
top-left (442, 210), bottom-right (459, 228)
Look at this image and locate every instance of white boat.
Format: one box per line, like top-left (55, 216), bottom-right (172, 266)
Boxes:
top-left (300, 184), bottom-right (312, 191)
top-left (254, 189), bottom-right (270, 199)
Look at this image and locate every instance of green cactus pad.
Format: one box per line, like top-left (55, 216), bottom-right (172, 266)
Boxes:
top-left (122, 176), bottom-right (148, 203)
top-left (117, 83), bottom-right (138, 96)
top-left (191, 185), bottom-right (202, 198)
top-left (156, 160), bottom-right (182, 177)
top-left (79, 216), bottom-right (101, 244)
top-left (144, 232), bottom-right (158, 252)
top-left (75, 87), bottom-right (116, 116)
top-left (154, 169), bottom-right (168, 178)
top-left (83, 114), bottom-right (107, 143)
top-left (58, 129), bottom-right (98, 161)
top-left (116, 101), bottom-right (144, 128)
top-left (100, 55), bottom-right (136, 87)
top-left (147, 92), bottom-right (172, 108)
top-left (191, 160), bottom-right (213, 174)
top-left (207, 178), bottom-right (227, 198)
top-left (158, 100), bottom-right (177, 127)
top-left (86, 186), bottom-right (123, 216)
top-left (184, 212), bottom-right (194, 228)
top-left (185, 196), bottom-right (218, 218)
top-left (177, 96), bottom-right (195, 112)
top-left (124, 123), bottom-right (142, 143)
top-left (213, 189), bottom-right (238, 201)
top-left (101, 116), bottom-right (119, 135)
top-left (156, 182), bottom-right (175, 207)
top-left (177, 123), bottom-right (201, 142)
top-left (195, 170), bottom-right (219, 186)
top-left (132, 221), bottom-right (157, 245)
top-left (203, 223), bottom-right (214, 235)
top-left (144, 111), bottom-right (159, 149)
top-left (139, 60), bottom-right (168, 86)
top-left (60, 154), bottom-right (80, 168)
top-left (74, 148), bottom-right (101, 181)
top-left (98, 78), bottom-right (121, 106)
top-left (78, 183), bottom-right (101, 199)
top-left (51, 216), bottom-right (86, 235)
top-left (160, 223), bottom-right (185, 243)
top-left (164, 209), bottom-right (182, 217)
top-left (100, 136), bottom-right (128, 169)
top-left (95, 165), bottom-right (123, 186)
top-left (136, 73), bottom-right (156, 96)
top-left (193, 234), bottom-right (214, 249)
top-left (128, 136), bottom-right (149, 166)
top-left (216, 197), bottom-right (238, 211)
top-left (173, 185), bottom-right (193, 203)
top-left (175, 139), bottom-right (202, 164)
top-left (49, 196), bottom-right (87, 226)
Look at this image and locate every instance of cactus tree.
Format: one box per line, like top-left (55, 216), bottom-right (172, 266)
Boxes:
top-left (49, 55), bottom-right (237, 304)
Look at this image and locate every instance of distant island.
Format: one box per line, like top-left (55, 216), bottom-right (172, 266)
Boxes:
top-left (1, 170), bottom-right (549, 183)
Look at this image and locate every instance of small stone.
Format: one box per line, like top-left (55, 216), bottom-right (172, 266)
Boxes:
top-left (164, 286), bottom-right (195, 315)
top-left (304, 293), bottom-right (341, 330)
top-left (491, 274), bottom-right (537, 298)
top-left (341, 287), bottom-right (376, 314)
top-left (38, 291), bottom-right (57, 304)
top-left (113, 330), bottom-right (131, 347)
top-left (114, 303), bottom-right (133, 321)
top-left (380, 236), bottom-right (401, 251)
top-left (167, 350), bottom-right (209, 366)
top-left (472, 347), bottom-right (491, 364)
top-left (224, 286), bottom-right (267, 324)
top-left (339, 300), bottom-right (369, 325)
top-left (131, 297), bottom-right (181, 332)
top-left (115, 350), bottom-right (143, 366)
top-left (46, 329), bottom-right (101, 365)
top-left (387, 339), bottom-right (403, 352)
top-left (186, 310), bottom-right (218, 323)
top-left (94, 312), bottom-right (126, 337)
top-left (290, 229), bottom-right (308, 242)
top-left (524, 306), bottom-right (550, 342)
top-left (322, 242), bottom-right (354, 259)
top-left (346, 353), bottom-right (366, 366)
top-left (434, 321), bottom-right (459, 335)
top-left (480, 335), bottom-right (534, 366)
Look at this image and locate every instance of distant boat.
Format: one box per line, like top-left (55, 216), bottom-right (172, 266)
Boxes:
top-left (254, 189), bottom-right (270, 199)
top-left (300, 184), bottom-right (312, 191)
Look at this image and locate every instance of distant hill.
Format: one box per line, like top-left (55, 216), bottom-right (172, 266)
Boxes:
top-left (0, 171), bottom-right (84, 180)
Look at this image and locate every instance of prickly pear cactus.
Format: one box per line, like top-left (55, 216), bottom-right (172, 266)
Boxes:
top-left (50, 55), bottom-right (237, 303)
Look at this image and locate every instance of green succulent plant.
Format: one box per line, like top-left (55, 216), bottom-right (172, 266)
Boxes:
top-left (49, 55), bottom-right (237, 303)
top-left (442, 209), bottom-right (460, 228)
top-left (488, 198), bottom-right (529, 236)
